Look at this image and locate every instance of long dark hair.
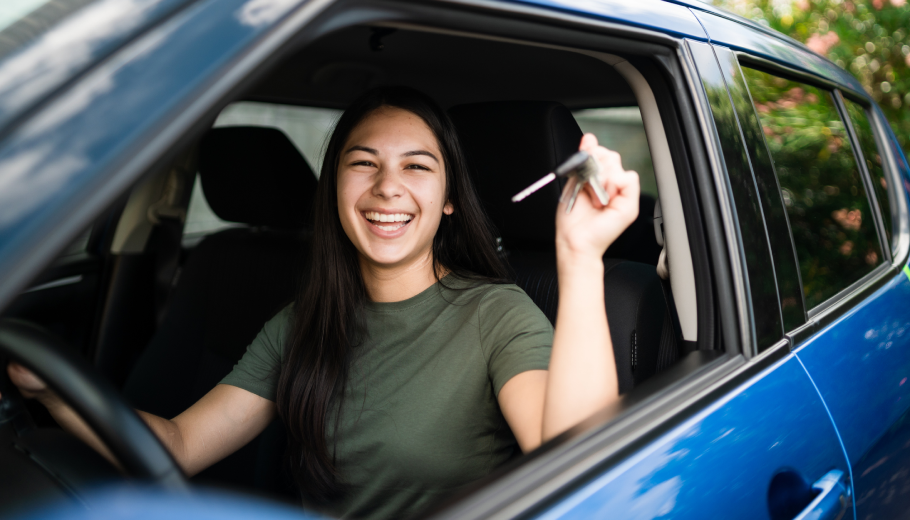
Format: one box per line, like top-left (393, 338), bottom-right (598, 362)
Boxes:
top-left (276, 86), bottom-right (507, 501)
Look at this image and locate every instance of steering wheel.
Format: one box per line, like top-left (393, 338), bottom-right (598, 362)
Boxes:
top-left (0, 318), bottom-right (187, 489)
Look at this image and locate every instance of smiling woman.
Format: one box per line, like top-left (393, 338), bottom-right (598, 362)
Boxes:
top-left (5, 84), bottom-right (638, 519)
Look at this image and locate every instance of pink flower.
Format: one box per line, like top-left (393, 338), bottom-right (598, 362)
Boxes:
top-left (807, 31), bottom-right (840, 56)
top-left (873, 0), bottom-right (884, 9)
top-left (796, 0), bottom-right (810, 10)
top-left (832, 208), bottom-right (863, 231)
top-left (891, 0), bottom-right (906, 7)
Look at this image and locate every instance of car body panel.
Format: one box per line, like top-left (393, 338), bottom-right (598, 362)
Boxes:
top-left (509, 0), bottom-right (707, 40)
top-left (532, 355), bottom-right (851, 519)
top-left (795, 272), bottom-right (910, 515)
top-left (14, 487), bottom-right (324, 520)
top-left (0, 0), bottom-right (906, 518)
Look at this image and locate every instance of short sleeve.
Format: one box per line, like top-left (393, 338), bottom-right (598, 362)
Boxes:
top-left (478, 285), bottom-right (553, 396)
top-left (219, 305), bottom-right (292, 401)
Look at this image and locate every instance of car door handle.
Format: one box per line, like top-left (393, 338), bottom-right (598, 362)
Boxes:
top-left (793, 469), bottom-right (848, 520)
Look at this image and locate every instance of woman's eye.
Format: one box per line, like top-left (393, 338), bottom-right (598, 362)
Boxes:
top-left (406, 163), bottom-right (431, 171)
top-left (352, 160), bottom-right (375, 167)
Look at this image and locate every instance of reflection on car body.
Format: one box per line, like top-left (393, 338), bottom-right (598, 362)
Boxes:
top-left (0, 0), bottom-right (909, 519)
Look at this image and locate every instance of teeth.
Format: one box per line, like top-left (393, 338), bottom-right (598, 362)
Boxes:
top-left (375, 223), bottom-right (406, 231)
top-left (364, 211), bottom-right (413, 223)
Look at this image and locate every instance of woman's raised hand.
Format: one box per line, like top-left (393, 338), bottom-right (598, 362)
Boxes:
top-left (555, 133), bottom-right (640, 260)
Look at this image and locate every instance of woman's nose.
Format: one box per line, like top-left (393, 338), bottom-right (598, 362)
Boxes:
top-left (371, 167), bottom-right (405, 199)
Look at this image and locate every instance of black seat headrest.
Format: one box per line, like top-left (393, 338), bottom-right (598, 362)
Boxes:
top-left (449, 101), bottom-right (583, 250)
top-left (198, 126), bottom-right (318, 228)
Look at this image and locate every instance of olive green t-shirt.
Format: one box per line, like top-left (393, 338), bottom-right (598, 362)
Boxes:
top-left (220, 275), bottom-right (553, 519)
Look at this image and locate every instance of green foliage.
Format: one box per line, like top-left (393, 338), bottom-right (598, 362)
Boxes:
top-left (712, 0), bottom-right (910, 152)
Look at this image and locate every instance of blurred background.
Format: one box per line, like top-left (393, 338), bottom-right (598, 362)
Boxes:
top-left (708, 0), bottom-right (910, 152)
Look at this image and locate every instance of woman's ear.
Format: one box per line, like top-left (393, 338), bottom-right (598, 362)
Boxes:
top-left (443, 201), bottom-right (454, 215)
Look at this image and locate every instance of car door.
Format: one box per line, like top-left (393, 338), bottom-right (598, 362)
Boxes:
top-left (728, 48), bottom-right (910, 519)
top-left (523, 39), bottom-right (855, 520)
top-left (0, 0), bottom-right (860, 518)
top-left (425, 15), bottom-right (852, 518)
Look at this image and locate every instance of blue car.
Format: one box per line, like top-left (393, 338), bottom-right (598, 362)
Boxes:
top-left (0, 0), bottom-right (908, 518)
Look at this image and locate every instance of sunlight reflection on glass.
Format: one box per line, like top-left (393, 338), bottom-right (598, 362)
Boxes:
top-left (0, 0), bottom-right (160, 119)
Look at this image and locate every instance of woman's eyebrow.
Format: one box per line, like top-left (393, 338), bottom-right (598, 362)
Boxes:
top-left (402, 150), bottom-right (439, 163)
top-left (345, 145), bottom-right (378, 155)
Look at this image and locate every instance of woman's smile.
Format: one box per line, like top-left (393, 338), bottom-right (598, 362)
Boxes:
top-left (362, 210), bottom-right (415, 236)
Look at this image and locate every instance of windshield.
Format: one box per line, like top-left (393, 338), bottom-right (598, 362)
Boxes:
top-left (0, 0), bottom-right (99, 60)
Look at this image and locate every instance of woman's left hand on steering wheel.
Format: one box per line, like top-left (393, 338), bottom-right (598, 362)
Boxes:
top-left (555, 133), bottom-right (640, 260)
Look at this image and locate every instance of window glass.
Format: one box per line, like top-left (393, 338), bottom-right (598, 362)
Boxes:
top-left (843, 99), bottom-right (893, 251)
top-left (742, 68), bottom-right (883, 309)
top-left (183, 102), bottom-right (340, 244)
top-left (573, 107), bottom-right (658, 199)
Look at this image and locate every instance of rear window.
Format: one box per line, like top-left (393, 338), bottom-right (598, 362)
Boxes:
top-left (742, 67), bottom-right (884, 309)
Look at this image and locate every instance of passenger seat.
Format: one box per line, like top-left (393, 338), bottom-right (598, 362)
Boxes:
top-left (122, 126), bottom-right (316, 497)
top-left (449, 102), bottom-right (679, 392)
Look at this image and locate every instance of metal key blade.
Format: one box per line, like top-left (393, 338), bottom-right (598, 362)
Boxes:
top-left (564, 177), bottom-right (584, 213)
top-left (511, 172), bottom-right (556, 202)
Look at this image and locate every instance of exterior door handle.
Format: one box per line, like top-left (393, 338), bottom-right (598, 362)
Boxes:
top-left (793, 469), bottom-right (848, 520)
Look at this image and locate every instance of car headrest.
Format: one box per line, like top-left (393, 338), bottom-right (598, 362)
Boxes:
top-left (198, 126), bottom-right (318, 228)
top-left (449, 101), bottom-right (583, 250)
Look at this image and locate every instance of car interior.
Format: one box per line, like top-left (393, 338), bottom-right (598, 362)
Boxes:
top-left (1, 19), bottom-right (723, 514)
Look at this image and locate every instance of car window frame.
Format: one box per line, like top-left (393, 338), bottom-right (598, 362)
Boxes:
top-left (734, 52), bottom-right (909, 345)
top-left (0, 0), bottom-right (835, 517)
top-left (839, 93), bottom-right (902, 257)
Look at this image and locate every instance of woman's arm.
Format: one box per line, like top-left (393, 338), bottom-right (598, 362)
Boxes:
top-left (499, 133), bottom-right (640, 452)
top-left (4, 362), bottom-right (275, 476)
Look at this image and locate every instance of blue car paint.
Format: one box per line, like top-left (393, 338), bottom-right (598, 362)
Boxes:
top-left (532, 355), bottom-right (851, 519)
top-left (795, 274), bottom-right (910, 466)
top-left (0, 0), bottom-right (306, 311)
top-left (0, 0), bottom-right (907, 518)
top-left (508, 0), bottom-right (708, 40)
top-left (14, 487), bottom-right (324, 520)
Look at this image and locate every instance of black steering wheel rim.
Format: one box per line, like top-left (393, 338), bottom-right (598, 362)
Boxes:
top-left (0, 318), bottom-right (187, 489)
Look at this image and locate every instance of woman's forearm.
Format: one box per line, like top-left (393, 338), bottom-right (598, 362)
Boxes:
top-left (542, 249), bottom-right (619, 441)
top-left (41, 395), bottom-right (186, 472)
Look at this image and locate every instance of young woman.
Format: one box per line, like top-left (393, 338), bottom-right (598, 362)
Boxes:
top-left (4, 87), bottom-right (640, 519)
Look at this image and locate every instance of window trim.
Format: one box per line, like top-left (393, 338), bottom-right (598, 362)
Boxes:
top-left (870, 104), bottom-right (910, 264)
top-left (832, 89), bottom-right (891, 266)
top-left (733, 52), bottom-right (910, 344)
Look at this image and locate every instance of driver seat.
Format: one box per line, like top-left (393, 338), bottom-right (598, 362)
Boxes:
top-left (122, 126), bottom-right (316, 497)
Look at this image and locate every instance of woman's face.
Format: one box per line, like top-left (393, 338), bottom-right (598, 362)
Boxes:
top-left (337, 106), bottom-right (453, 271)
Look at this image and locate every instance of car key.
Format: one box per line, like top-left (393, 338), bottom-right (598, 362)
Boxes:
top-left (511, 150), bottom-right (609, 213)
